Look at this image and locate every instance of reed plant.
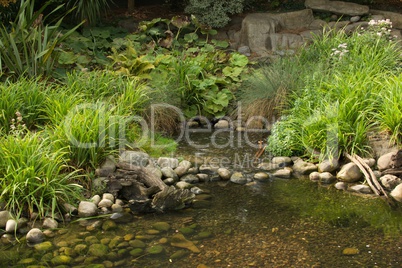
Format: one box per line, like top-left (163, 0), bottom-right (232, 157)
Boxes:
top-left (0, 131), bottom-right (83, 219)
top-left (0, 78), bottom-right (49, 133)
top-left (0, 0), bottom-right (82, 79)
top-left (267, 23), bottom-right (402, 159)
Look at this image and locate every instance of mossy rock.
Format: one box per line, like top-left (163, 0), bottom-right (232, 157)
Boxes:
top-left (152, 222), bottom-right (171, 232)
top-left (34, 241), bottom-right (53, 252)
top-left (108, 236), bottom-right (123, 248)
top-left (51, 255), bottom-right (72, 266)
top-left (129, 239), bottom-right (146, 248)
top-left (74, 244), bottom-right (88, 253)
top-left (85, 236), bottom-right (99, 244)
top-left (179, 227), bottom-right (194, 235)
top-left (145, 229), bottom-right (160, 235)
top-left (88, 244), bottom-right (109, 257)
top-left (129, 248), bottom-right (144, 257)
top-left (85, 264), bottom-right (106, 268)
top-left (18, 258), bottom-right (36, 265)
top-left (102, 220), bottom-right (117, 231)
top-left (170, 249), bottom-right (189, 260)
top-left (195, 231), bottom-right (212, 239)
top-left (146, 245), bottom-right (165, 255)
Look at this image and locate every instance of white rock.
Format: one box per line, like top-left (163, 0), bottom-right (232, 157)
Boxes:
top-left (98, 199), bottom-right (114, 208)
top-left (349, 184), bottom-right (372, 194)
top-left (26, 228), bottom-right (44, 244)
top-left (318, 158), bottom-right (339, 173)
top-left (230, 172), bottom-right (247, 184)
top-left (91, 195), bottom-right (101, 206)
top-left (334, 181), bottom-right (348, 190)
top-left (377, 151), bottom-right (397, 171)
top-left (309, 171), bottom-right (320, 181)
top-left (273, 168), bottom-right (292, 179)
top-left (78, 201), bottom-right (98, 217)
top-left (111, 204), bottom-right (123, 213)
top-left (336, 162), bottom-right (363, 182)
top-left (391, 183), bottom-right (402, 202)
top-left (5, 219), bottom-right (17, 233)
top-left (214, 120), bottom-right (230, 129)
top-left (380, 174), bottom-right (402, 190)
top-left (102, 193), bottom-right (115, 203)
top-left (42, 218), bottom-right (58, 229)
top-left (157, 157), bottom-right (179, 169)
top-left (0, 211), bottom-right (12, 228)
top-left (175, 181), bottom-right (192, 189)
top-left (254, 172), bottom-right (270, 181)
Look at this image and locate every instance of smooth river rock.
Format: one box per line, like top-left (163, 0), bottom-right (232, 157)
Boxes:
top-left (26, 228), bottom-right (44, 244)
top-left (336, 162), bottom-right (363, 183)
top-left (78, 201), bottom-right (98, 217)
top-left (230, 172), bottom-right (247, 184)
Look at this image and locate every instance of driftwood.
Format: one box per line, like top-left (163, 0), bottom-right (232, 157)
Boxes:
top-left (108, 163), bottom-right (195, 213)
top-left (345, 153), bottom-right (388, 199)
top-left (382, 168), bottom-right (402, 176)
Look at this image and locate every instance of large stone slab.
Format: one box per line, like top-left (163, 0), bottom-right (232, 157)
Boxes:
top-left (305, 0), bottom-right (369, 16)
top-left (239, 13), bottom-right (281, 53)
top-left (239, 9), bottom-right (314, 53)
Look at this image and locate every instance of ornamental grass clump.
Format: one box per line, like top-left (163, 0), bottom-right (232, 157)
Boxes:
top-left (0, 115), bottom-right (83, 219)
top-left (267, 21), bottom-right (402, 160)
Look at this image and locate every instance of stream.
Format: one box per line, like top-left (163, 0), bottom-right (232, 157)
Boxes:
top-left (1, 129), bottom-right (402, 267)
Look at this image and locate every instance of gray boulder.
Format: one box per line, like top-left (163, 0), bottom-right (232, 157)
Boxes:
top-left (334, 181), bottom-right (348, 190)
top-left (272, 156), bottom-right (292, 167)
top-left (391, 183), bottom-right (402, 202)
top-left (119, 151), bottom-right (150, 167)
top-left (377, 151), bottom-right (397, 171)
top-left (337, 162), bottom-right (363, 183)
top-left (180, 174), bottom-right (199, 184)
top-left (293, 158), bottom-right (318, 175)
top-left (253, 172), bottom-right (270, 181)
top-left (350, 184), bottom-right (372, 194)
top-left (217, 168), bottom-right (231, 180)
top-left (318, 158), bottom-right (339, 173)
top-left (42, 218), bottom-right (58, 229)
top-left (320, 172), bottom-right (336, 184)
top-left (305, 0), bottom-right (369, 16)
top-left (161, 167), bottom-right (178, 180)
top-left (26, 228), bottom-right (44, 244)
top-left (309, 171), bottom-right (320, 181)
top-left (78, 201), bottom-right (98, 217)
top-left (214, 119), bottom-right (230, 129)
top-left (380, 174), bottom-right (402, 190)
top-left (230, 172), bottom-right (247, 185)
top-left (175, 160), bottom-right (192, 177)
top-left (0, 210), bottom-right (12, 228)
top-left (95, 155), bottom-right (116, 177)
top-left (157, 157), bottom-right (179, 169)
top-left (273, 168), bottom-right (292, 179)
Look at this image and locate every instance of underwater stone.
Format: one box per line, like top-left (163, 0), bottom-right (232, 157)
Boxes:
top-left (51, 255), bottom-right (72, 266)
top-left (152, 222), bottom-right (171, 232)
top-left (88, 243), bottom-right (109, 257)
top-left (130, 248), bottom-right (144, 257)
top-left (230, 172), bottom-right (247, 184)
top-left (146, 245), bottom-right (165, 254)
top-left (129, 239), bottom-right (146, 248)
top-left (102, 220), bottom-right (117, 231)
top-left (170, 233), bottom-right (200, 253)
top-left (170, 249), bottom-right (189, 260)
top-left (34, 241), bottom-right (53, 251)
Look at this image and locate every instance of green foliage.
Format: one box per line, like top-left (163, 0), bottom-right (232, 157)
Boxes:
top-left (68, 0), bottom-right (109, 26)
top-left (267, 23), bottom-right (402, 159)
top-left (0, 78), bottom-right (50, 134)
top-left (0, 130), bottom-right (83, 219)
top-left (376, 74), bottom-right (402, 145)
top-left (185, 0), bottom-right (244, 28)
top-left (0, 0), bottom-right (82, 79)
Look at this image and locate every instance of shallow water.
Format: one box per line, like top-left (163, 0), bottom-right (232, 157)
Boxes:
top-left (1, 129), bottom-right (402, 267)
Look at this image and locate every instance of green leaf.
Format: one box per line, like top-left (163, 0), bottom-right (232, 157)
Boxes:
top-left (58, 51), bottom-right (76, 65)
top-left (230, 53), bottom-right (248, 67)
top-left (212, 39), bottom-right (229, 48)
top-left (184, 33), bottom-right (199, 43)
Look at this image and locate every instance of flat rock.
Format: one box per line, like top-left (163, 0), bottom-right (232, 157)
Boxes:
top-left (349, 184), bottom-right (372, 194)
top-left (273, 168), bottom-right (292, 179)
top-left (253, 172), bottom-right (270, 181)
top-left (305, 0), bottom-right (369, 16)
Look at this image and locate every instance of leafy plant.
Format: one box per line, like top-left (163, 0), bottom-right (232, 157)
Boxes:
top-left (185, 0), bottom-right (244, 28)
top-left (0, 0), bottom-right (82, 79)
